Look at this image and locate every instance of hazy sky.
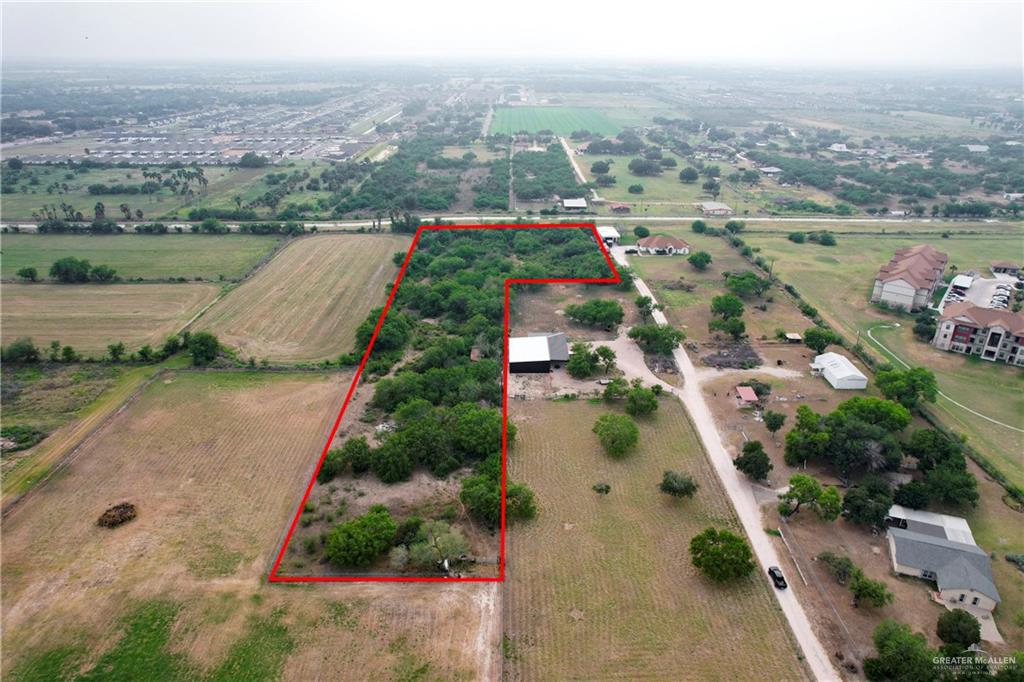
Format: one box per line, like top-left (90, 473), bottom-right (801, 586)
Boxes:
top-left (2, 0), bottom-right (1022, 68)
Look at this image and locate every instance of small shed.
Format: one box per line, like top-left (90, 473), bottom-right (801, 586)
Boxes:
top-left (810, 352), bottom-right (867, 390)
top-left (784, 332), bottom-right (802, 343)
top-left (610, 202), bottom-right (631, 213)
top-left (735, 385), bottom-right (759, 406)
top-left (596, 226), bottom-right (621, 245)
top-left (563, 197), bottom-right (587, 210)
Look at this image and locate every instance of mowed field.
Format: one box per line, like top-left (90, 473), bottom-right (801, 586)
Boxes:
top-left (1, 282), bottom-right (221, 354)
top-left (742, 232), bottom-right (1024, 489)
top-left (503, 399), bottom-right (807, 681)
top-left (198, 234), bottom-right (410, 362)
top-left (2, 371), bottom-right (500, 681)
top-left (0, 234), bottom-right (281, 281)
top-left (490, 106), bottom-right (620, 136)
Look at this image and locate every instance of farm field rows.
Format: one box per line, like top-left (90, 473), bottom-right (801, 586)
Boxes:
top-left (503, 399), bottom-right (807, 680)
top-left (491, 106), bottom-right (620, 136)
top-left (197, 233), bottom-right (409, 362)
top-left (0, 234), bottom-right (281, 281)
top-left (742, 232), bottom-right (1024, 489)
top-left (1, 370), bottom-right (500, 680)
top-left (1, 282), bottom-right (222, 354)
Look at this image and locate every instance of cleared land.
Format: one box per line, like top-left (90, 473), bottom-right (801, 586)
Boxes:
top-left (2, 371), bottom-right (500, 680)
top-left (1, 234), bottom-right (281, 281)
top-left (198, 233), bottom-right (409, 362)
top-left (742, 232), bottom-right (1024, 489)
top-left (503, 399), bottom-right (807, 680)
top-left (1, 282), bottom-right (221, 354)
top-left (491, 106), bottom-right (620, 136)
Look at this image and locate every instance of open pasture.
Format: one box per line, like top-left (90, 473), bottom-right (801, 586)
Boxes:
top-left (743, 233), bottom-right (1024, 489)
top-left (491, 106), bottom-right (620, 136)
top-left (2, 370), bottom-right (501, 680)
top-left (198, 233), bottom-right (409, 362)
top-left (503, 399), bottom-right (807, 680)
top-left (0, 233), bottom-right (280, 281)
top-left (1, 282), bottom-right (221, 354)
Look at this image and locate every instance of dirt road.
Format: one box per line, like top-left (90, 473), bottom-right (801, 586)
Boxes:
top-left (612, 246), bottom-right (841, 681)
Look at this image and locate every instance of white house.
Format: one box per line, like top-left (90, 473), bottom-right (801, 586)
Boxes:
top-left (810, 352), bottom-right (867, 390)
top-left (596, 226), bottom-right (620, 245)
top-left (698, 201), bottom-right (733, 216)
top-left (871, 244), bottom-right (948, 311)
top-left (828, 143), bottom-right (849, 153)
top-left (563, 197), bottom-right (588, 210)
top-left (636, 235), bottom-right (690, 255)
top-left (885, 505), bottom-right (1001, 619)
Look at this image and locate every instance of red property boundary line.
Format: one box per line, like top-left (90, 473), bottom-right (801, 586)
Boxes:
top-left (268, 223), bottom-right (620, 583)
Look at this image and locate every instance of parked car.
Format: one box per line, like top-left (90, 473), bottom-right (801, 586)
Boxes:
top-left (768, 566), bottom-right (788, 589)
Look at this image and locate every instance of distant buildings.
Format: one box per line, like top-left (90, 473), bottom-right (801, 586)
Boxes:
top-left (932, 302), bottom-right (1024, 366)
top-left (508, 333), bottom-right (569, 373)
top-left (759, 166), bottom-right (783, 175)
top-left (886, 505), bottom-right (1001, 617)
top-left (962, 144), bottom-right (990, 153)
top-left (563, 197), bottom-right (587, 211)
top-left (827, 143), bottom-right (849, 153)
top-left (596, 226), bottom-right (620, 245)
top-left (609, 202), bottom-right (631, 214)
top-left (991, 261), bottom-right (1021, 276)
top-left (636, 235), bottom-right (690, 255)
top-left (698, 201), bottom-right (733, 216)
top-left (810, 352), bottom-right (867, 390)
top-left (871, 244), bottom-right (948, 311)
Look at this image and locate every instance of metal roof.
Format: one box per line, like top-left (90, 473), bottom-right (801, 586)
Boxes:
top-left (509, 336), bottom-right (550, 363)
top-left (888, 504), bottom-right (975, 545)
top-left (563, 197), bottom-right (588, 208)
top-left (811, 352), bottom-right (866, 382)
top-left (596, 226), bottom-right (620, 239)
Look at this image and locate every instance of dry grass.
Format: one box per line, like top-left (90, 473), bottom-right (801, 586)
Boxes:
top-left (1, 370), bottom-right (500, 680)
top-left (1, 282), bottom-right (221, 354)
top-left (198, 234), bottom-right (410, 362)
top-left (503, 399), bottom-right (807, 681)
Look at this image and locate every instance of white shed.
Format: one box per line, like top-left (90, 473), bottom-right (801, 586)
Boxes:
top-left (596, 226), bottom-right (620, 245)
top-left (810, 352), bottom-right (867, 390)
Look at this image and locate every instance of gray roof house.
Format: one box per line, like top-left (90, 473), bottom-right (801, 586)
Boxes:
top-left (885, 505), bottom-right (1001, 615)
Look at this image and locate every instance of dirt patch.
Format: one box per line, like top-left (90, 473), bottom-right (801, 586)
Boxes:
top-left (511, 283), bottom-right (641, 341)
top-left (700, 341), bottom-right (763, 369)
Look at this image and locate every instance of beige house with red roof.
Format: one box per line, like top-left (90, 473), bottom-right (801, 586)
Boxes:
top-left (932, 302), bottom-right (1024, 366)
top-left (870, 244), bottom-right (948, 311)
top-left (636, 235), bottom-right (690, 255)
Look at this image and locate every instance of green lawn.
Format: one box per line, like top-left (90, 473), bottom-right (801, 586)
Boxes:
top-left (1, 234), bottom-right (281, 281)
top-left (491, 106), bottom-right (620, 136)
top-left (742, 232), bottom-right (1024, 489)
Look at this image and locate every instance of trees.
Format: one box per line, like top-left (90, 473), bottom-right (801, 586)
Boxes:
top-left (324, 505), bottom-right (397, 567)
top-left (319, 436), bottom-right (372, 483)
top-left (876, 366), bottom-right (938, 409)
top-left (679, 167), bottom-right (700, 183)
top-left (893, 480), bottom-right (930, 509)
top-left (49, 256), bottom-right (92, 283)
top-left (817, 486), bottom-right (843, 522)
top-left (590, 160), bottom-right (611, 174)
top-left (864, 619), bottom-right (939, 682)
top-left (763, 411), bottom-right (786, 440)
top-left (724, 220), bottom-right (746, 234)
top-left (902, 428), bottom-right (961, 472)
top-left (594, 345), bottom-right (617, 373)
top-left (187, 331), bottom-right (220, 366)
top-left (89, 264), bottom-right (118, 283)
top-left (602, 377), bottom-right (629, 401)
top-left (633, 225), bottom-right (650, 238)
top-left (925, 460), bottom-right (979, 507)
top-left (842, 476), bottom-right (893, 528)
top-left (628, 324), bottom-right (685, 354)
top-left (567, 342), bottom-right (599, 379)
top-left (592, 414), bottom-right (639, 458)
top-left (936, 609), bottom-right (981, 651)
top-left (628, 184), bottom-right (644, 194)
top-left (506, 483), bottom-right (537, 521)
top-left (710, 294), bottom-right (744, 319)
top-left (406, 520), bottom-right (470, 570)
top-left (690, 219), bottom-right (707, 233)
top-left (1, 337), bottom-right (40, 363)
top-left (850, 572), bottom-right (894, 608)
top-left (107, 342), bottom-right (126, 362)
top-left (788, 232), bottom-right (806, 243)
top-left (627, 158), bottom-right (662, 176)
top-left (734, 440), bottom-right (773, 481)
top-left (687, 250), bottom-right (712, 271)
top-left (565, 299), bottom-right (624, 330)
top-left (625, 382), bottom-right (659, 417)
top-left (660, 470), bottom-right (698, 498)
top-left (708, 317), bottom-right (746, 340)
top-left (689, 527), bottom-right (755, 582)
top-left (783, 405), bottom-right (829, 467)
top-left (15, 266), bottom-right (38, 282)
top-left (238, 151), bottom-right (270, 168)
top-left (803, 327), bottom-right (840, 354)
top-left (725, 271), bottom-right (770, 298)
top-left (634, 295), bottom-right (661, 322)
top-left (778, 474), bottom-right (823, 516)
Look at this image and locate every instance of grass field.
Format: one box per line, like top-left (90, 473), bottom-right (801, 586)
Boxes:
top-left (0, 165), bottom-right (242, 222)
top-left (491, 106), bottom-right (620, 136)
top-left (742, 232), bottom-right (1024, 489)
top-left (1, 370), bottom-right (502, 680)
top-left (0, 234), bottom-right (281, 281)
top-left (197, 234), bottom-right (409, 362)
top-left (2, 282), bottom-right (222, 354)
top-left (503, 399), bottom-right (807, 680)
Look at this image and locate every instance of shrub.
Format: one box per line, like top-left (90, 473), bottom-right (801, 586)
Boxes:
top-left (633, 225), bottom-right (650, 238)
top-left (592, 413), bottom-right (639, 458)
top-left (787, 232), bottom-right (806, 243)
top-left (1, 337), bottom-right (41, 363)
top-left (818, 551), bottom-right (857, 585)
top-left (936, 609), bottom-right (981, 650)
top-left (659, 470), bottom-right (698, 498)
top-left (689, 527), bottom-right (755, 582)
top-left (97, 502), bottom-right (137, 528)
top-left (324, 505), bottom-right (397, 567)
